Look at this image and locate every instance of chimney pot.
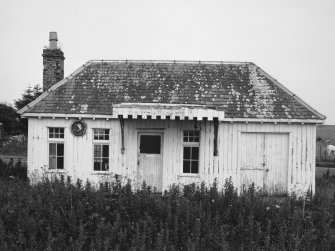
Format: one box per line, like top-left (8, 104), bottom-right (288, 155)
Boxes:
top-left (49, 32), bottom-right (58, 49)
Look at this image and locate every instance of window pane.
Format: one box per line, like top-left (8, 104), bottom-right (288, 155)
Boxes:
top-left (49, 157), bottom-right (56, 169)
top-left (183, 160), bottom-right (190, 173)
top-left (192, 147), bottom-right (199, 160)
top-left (102, 158), bottom-right (109, 171)
top-left (60, 128), bottom-right (64, 134)
top-left (94, 160), bottom-right (101, 171)
top-left (184, 147), bottom-right (191, 159)
top-left (57, 157), bottom-right (64, 169)
top-left (140, 135), bottom-right (161, 154)
top-left (94, 145), bottom-right (102, 157)
top-left (191, 161), bottom-right (199, 173)
top-left (49, 143), bottom-right (56, 156)
top-left (57, 143), bottom-right (64, 156)
top-left (102, 145), bottom-right (109, 158)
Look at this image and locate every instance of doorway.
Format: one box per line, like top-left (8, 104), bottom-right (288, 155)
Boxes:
top-left (240, 132), bottom-right (289, 195)
top-left (137, 132), bottom-right (163, 191)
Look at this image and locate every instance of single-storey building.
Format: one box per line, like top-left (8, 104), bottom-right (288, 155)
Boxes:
top-left (19, 32), bottom-right (326, 194)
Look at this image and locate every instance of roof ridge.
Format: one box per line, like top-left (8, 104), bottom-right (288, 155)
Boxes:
top-left (89, 59), bottom-right (251, 65)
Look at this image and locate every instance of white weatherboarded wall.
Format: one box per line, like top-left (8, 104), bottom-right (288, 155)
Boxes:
top-left (27, 118), bottom-right (316, 194)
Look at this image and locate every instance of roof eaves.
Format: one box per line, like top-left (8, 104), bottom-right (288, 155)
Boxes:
top-left (253, 63), bottom-right (326, 121)
top-left (18, 60), bottom-right (93, 115)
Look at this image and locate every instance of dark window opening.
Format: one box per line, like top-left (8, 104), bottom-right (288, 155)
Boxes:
top-left (183, 146), bottom-right (199, 174)
top-left (49, 143), bottom-right (64, 169)
top-left (140, 135), bottom-right (161, 154)
top-left (94, 144), bottom-right (109, 171)
top-left (183, 131), bottom-right (200, 174)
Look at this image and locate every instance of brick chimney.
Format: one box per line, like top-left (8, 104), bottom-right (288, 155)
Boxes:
top-left (42, 32), bottom-right (65, 91)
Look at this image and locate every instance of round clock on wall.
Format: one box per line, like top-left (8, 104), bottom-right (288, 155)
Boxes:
top-left (71, 120), bottom-right (87, 136)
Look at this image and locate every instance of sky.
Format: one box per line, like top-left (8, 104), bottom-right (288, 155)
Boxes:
top-left (0, 0), bottom-right (334, 124)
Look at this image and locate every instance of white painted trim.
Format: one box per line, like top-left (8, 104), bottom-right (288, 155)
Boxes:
top-left (18, 61), bottom-right (93, 115)
top-left (114, 103), bottom-right (205, 107)
top-left (22, 112), bottom-right (325, 124)
top-left (113, 104), bottom-right (225, 121)
top-left (221, 118), bottom-right (324, 124)
top-left (22, 113), bottom-right (114, 119)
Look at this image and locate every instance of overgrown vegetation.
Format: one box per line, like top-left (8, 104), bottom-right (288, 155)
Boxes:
top-left (0, 159), bottom-right (27, 180)
top-left (1, 160), bottom-right (335, 250)
top-left (0, 138), bottom-right (27, 156)
top-left (0, 178), bottom-right (334, 249)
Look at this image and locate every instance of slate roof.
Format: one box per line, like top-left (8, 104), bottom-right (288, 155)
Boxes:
top-left (21, 60), bottom-right (325, 120)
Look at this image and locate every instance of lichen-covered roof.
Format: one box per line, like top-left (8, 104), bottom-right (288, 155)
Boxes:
top-left (22, 60), bottom-right (325, 120)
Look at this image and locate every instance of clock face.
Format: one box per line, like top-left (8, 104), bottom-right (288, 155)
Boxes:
top-left (71, 120), bottom-right (86, 136)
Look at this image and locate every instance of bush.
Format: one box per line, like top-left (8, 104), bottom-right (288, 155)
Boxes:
top-left (0, 159), bottom-right (27, 180)
top-left (0, 178), bottom-right (335, 250)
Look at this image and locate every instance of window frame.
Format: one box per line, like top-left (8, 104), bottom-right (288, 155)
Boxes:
top-left (48, 127), bottom-right (65, 171)
top-left (92, 128), bottom-right (110, 172)
top-left (182, 130), bottom-right (200, 175)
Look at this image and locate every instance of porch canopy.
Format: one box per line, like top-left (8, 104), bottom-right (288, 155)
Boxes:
top-left (112, 103), bottom-right (225, 121)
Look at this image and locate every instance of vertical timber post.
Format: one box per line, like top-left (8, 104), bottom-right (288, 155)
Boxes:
top-left (213, 118), bottom-right (219, 156)
top-left (119, 115), bottom-right (125, 154)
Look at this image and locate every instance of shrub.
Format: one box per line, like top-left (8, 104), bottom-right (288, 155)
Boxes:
top-left (0, 159), bottom-right (27, 180)
top-left (0, 178), bottom-right (335, 250)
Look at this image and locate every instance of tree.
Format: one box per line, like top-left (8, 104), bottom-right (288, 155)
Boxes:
top-left (14, 85), bottom-right (43, 110)
top-left (14, 85), bottom-right (43, 135)
top-left (0, 103), bottom-right (19, 136)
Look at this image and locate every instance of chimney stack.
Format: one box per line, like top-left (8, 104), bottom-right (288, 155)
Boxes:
top-left (42, 32), bottom-right (65, 91)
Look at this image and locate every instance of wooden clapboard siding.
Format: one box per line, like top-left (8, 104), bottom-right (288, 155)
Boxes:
top-left (27, 118), bottom-right (317, 194)
top-left (217, 122), bottom-right (316, 194)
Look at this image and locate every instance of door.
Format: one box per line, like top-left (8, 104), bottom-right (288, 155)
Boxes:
top-left (137, 133), bottom-right (163, 191)
top-left (240, 132), bottom-right (265, 192)
top-left (240, 132), bottom-right (289, 195)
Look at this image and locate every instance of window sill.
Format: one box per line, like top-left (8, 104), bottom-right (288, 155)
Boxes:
top-left (90, 171), bottom-right (112, 175)
top-left (46, 169), bottom-right (66, 174)
top-left (178, 174), bottom-right (200, 178)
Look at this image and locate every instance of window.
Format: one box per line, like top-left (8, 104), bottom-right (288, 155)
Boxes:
top-left (48, 128), bottom-right (64, 169)
top-left (49, 128), bottom-right (64, 139)
top-left (140, 135), bottom-right (161, 154)
top-left (183, 131), bottom-right (200, 174)
top-left (93, 129), bottom-right (110, 171)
